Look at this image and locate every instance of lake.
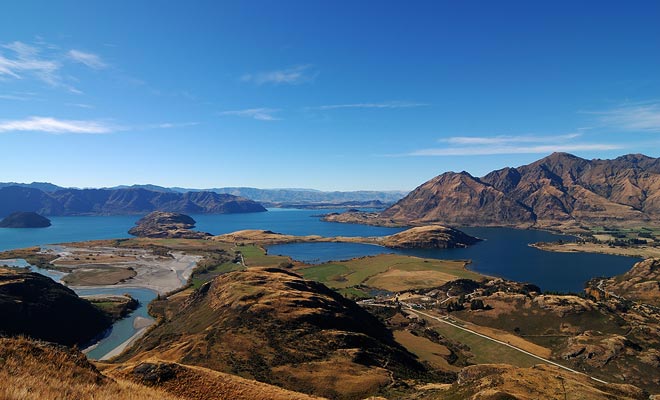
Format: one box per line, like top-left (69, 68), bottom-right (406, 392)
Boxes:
top-left (268, 226), bottom-right (637, 293)
top-left (0, 208), bottom-right (404, 252)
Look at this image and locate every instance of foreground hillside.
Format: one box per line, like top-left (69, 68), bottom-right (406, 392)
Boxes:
top-left (381, 152), bottom-right (660, 230)
top-left (0, 337), bottom-right (320, 400)
top-left (0, 267), bottom-right (111, 346)
top-left (435, 363), bottom-right (647, 400)
top-left (115, 267), bottom-right (440, 398)
top-left (0, 186), bottom-right (266, 216)
top-left (0, 337), bottom-right (181, 400)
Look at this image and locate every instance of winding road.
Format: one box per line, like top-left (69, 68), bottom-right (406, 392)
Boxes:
top-left (388, 301), bottom-right (610, 385)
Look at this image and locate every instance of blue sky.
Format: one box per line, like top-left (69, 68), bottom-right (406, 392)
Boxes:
top-left (0, 1), bottom-right (659, 191)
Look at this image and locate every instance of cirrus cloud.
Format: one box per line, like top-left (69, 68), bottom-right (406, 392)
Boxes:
top-left (219, 108), bottom-right (280, 121)
top-left (405, 133), bottom-right (623, 156)
top-left (0, 116), bottom-right (114, 134)
top-left (67, 49), bottom-right (107, 69)
top-left (591, 102), bottom-right (660, 133)
top-left (241, 65), bottom-right (317, 85)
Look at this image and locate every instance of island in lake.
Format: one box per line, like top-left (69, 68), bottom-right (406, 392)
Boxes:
top-left (0, 211), bottom-right (51, 228)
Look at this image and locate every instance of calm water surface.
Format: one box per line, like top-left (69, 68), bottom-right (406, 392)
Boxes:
top-left (0, 209), bottom-right (403, 251)
top-left (268, 226), bottom-right (637, 293)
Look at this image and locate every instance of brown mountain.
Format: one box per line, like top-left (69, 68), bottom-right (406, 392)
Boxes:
top-left (381, 153), bottom-right (660, 230)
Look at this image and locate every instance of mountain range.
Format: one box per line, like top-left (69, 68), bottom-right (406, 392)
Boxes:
top-left (381, 153), bottom-right (660, 230)
top-left (0, 186), bottom-right (265, 217)
top-left (0, 182), bottom-right (406, 205)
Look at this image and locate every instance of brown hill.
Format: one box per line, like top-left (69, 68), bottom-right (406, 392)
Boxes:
top-left (381, 225), bottom-right (481, 249)
top-left (103, 360), bottom-right (320, 400)
top-left (0, 267), bottom-right (111, 346)
top-left (1, 337), bottom-right (317, 400)
top-left (381, 153), bottom-right (660, 230)
top-left (115, 267), bottom-right (438, 398)
top-left (0, 337), bottom-right (182, 400)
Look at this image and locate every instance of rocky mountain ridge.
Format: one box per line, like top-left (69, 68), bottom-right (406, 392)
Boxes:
top-left (381, 152), bottom-right (660, 230)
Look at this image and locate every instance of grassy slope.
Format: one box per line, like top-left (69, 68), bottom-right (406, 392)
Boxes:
top-left (0, 337), bottom-right (182, 400)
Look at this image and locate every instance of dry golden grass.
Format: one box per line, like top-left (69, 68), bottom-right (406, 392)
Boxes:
top-left (394, 330), bottom-right (460, 372)
top-left (0, 337), bottom-right (182, 400)
top-left (102, 359), bottom-right (321, 400)
top-left (365, 268), bottom-right (461, 291)
top-left (450, 317), bottom-right (553, 358)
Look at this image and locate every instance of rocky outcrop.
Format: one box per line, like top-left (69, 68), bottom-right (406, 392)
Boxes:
top-left (128, 211), bottom-right (211, 239)
top-left (0, 186), bottom-right (267, 216)
top-left (380, 153), bottom-right (660, 229)
top-left (447, 364), bottom-right (646, 400)
top-left (0, 211), bottom-right (51, 228)
top-left (588, 258), bottom-right (660, 306)
top-left (381, 225), bottom-right (481, 249)
top-left (0, 268), bottom-right (111, 346)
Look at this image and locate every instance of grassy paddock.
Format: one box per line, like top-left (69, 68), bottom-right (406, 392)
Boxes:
top-left (297, 254), bottom-right (483, 292)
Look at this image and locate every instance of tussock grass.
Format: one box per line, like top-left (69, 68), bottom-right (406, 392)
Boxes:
top-left (0, 337), bottom-right (181, 400)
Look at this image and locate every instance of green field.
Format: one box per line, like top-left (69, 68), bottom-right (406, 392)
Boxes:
top-left (297, 254), bottom-right (483, 294)
top-left (239, 245), bottom-right (291, 267)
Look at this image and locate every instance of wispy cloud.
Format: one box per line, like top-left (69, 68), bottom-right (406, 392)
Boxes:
top-left (405, 132), bottom-right (622, 156)
top-left (409, 143), bottom-right (623, 156)
top-left (0, 116), bottom-right (196, 134)
top-left (0, 41), bottom-right (109, 93)
top-left (67, 50), bottom-right (107, 69)
top-left (219, 108), bottom-right (280, 121)
top-left (0, 91), bottom-right (39, 101)
top-left (241, 65), bottom-right (317, 85)
top-left (0, 116), bottom-right (114, 134)
top-left (152, 122), bottom-right (199, 129)
top-left (592, 102), bottom-right (660, 132)
top-left (65, 102), bottom-right (94, 109)
top-left (0, 41), bottom-right (60, 85)
top-left (442, 133), bottom-right (582, 145)
top-left (311, 101), bottom-right (428, 111)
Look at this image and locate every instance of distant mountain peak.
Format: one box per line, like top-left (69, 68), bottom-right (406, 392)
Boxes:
top-left (382, 153), bottom-right (660, 229)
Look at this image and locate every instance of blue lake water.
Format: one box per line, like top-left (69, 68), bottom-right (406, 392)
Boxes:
top-left (268, 226), bottom-right (637, 293)
top-left (0, 209), bottom-right (404, 252)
